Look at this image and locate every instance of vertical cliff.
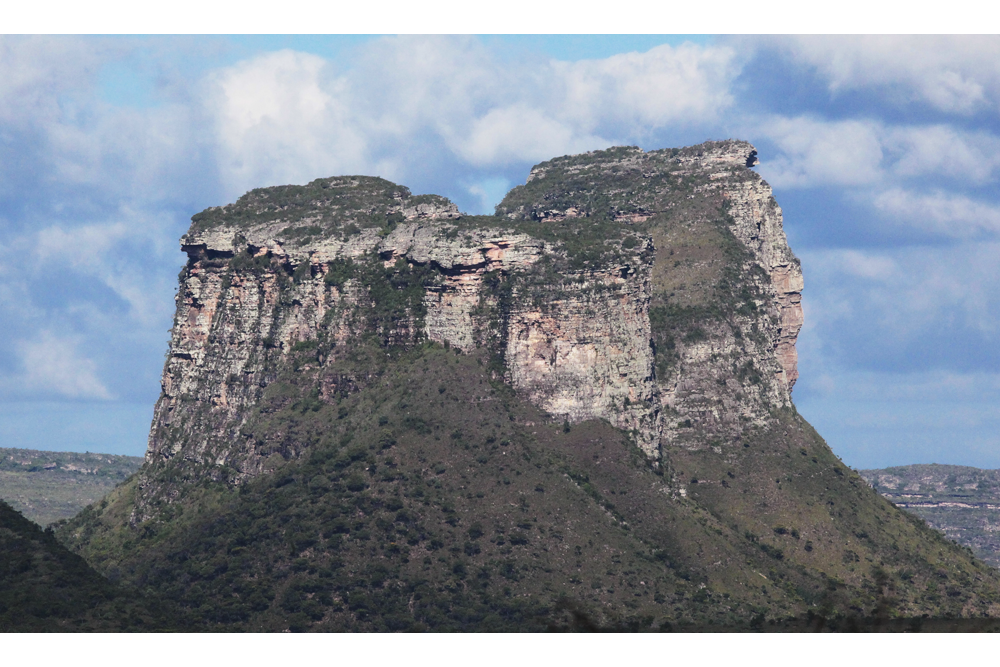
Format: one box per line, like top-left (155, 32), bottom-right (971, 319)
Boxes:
top-left (135, 141), bottom-right (802, 519)
top-left (58, 141), bottom-right (1000, 631)
top-left (494, 141), bottom-right (804, 458)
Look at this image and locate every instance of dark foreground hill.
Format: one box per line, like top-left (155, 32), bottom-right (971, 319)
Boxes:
top-left (55, 141), bottom-right (1000, 630)
top-left (0, 499), bottom-right (174, 631)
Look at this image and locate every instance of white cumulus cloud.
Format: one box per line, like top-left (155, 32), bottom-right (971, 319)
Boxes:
top-left (753, 115), bottom-right (884, 188)
top-left (802, 242), bottom-right (1000, 342)
top-left (17, 331), bottom-right (112, 400)
top-left (208, 49), bottom-right (368, 197)
top-left (773, 35), bottom-right (1000, 114)
top-left (0, 36), bottom-right (108, 125)
top-left (455, 104), bottom-right (606, 166)
top-left (34, 216), bottom-right (177, 326)
top-left (751, 115), bottom-right (1000, 199)
top-left (204, 37), bottom-right (741, 196)
top-left (883, 125), bottom-right (1000, 184)
top-left (553, 42), bottom-right (739, 135)
top-left (872, 188), bottom-right (1000, 238)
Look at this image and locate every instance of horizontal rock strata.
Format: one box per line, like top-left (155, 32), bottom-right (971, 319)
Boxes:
top-left (136, 140), bottom-right (803, 519)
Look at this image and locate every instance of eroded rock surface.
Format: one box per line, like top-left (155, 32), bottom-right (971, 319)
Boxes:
top-left (136, 140), bottom-right (803, 519)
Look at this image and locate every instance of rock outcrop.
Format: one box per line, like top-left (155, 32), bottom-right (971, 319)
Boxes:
top-left (59, 141), bottom-right (1000, 631)
top-left (725, 177), bottom-right (803, 391)
top-left (138, 140), bottom-right (802, 517)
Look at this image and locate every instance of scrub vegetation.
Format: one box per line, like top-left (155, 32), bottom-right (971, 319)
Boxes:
top-left (57, 341), bottom-right (1000, 630)
top-left (23, 141), bottom-right (1000, 631)
top-left (0, 499), bottom-right (175, 631)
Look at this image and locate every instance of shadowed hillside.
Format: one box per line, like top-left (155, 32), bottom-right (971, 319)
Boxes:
top-left (0, 499), bottom-right (176, 631)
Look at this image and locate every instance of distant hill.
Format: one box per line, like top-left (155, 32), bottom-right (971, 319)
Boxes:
top-left (860, 464), bottom-right (1000, 569)
top-left (0, 448), bottom-right (143, 526)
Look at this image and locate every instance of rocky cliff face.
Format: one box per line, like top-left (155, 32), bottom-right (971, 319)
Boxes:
top-left (724, 173), bottom-right (804, 390)
top-left (60, 141), bottom-right (1000, 630)
top-left (137, 140), bottom-right (800, 519)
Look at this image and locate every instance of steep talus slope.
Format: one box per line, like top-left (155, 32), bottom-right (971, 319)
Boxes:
top-left (57, 141), bottom-right (1000, 630)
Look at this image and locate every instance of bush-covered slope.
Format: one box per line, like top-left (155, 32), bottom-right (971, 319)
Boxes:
top-left (59, 343), bottom-right (1000, 630)
top-left (60, 343), bottom-right (734, 630)
top-left (54, 141), bottom-right (1000, 630)
top-left (0, 499), bottom-right (174, 631)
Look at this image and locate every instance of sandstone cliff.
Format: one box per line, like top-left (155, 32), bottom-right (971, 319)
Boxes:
top-left (58, 141), bottom-right (1000, 630)
top-left (138, 140), bottom-right (801, 519)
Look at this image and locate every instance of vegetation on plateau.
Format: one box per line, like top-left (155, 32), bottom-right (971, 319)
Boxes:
top-left (39, 142), bottom-right (1000, 631)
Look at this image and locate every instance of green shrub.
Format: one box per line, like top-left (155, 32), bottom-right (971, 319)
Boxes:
top-left (323, 258), bottom-right (356, 288)
top-left (467, 522), bottom-right (484, 540)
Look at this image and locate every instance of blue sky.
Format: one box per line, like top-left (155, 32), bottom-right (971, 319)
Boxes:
top-left (3, 35), bottom-right (1000, 470)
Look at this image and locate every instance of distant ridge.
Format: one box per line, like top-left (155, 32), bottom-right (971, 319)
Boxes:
top-left (0, 448), bottom-right (142, 527)
top-left (861, 464), bottom-right (1000, 568)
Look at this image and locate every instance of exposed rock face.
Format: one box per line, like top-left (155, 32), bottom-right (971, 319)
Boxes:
top-left (494, 141), bottom-right (803, 455)
top-left (503, 260), bottom-right (657, 444)
top-left (725, 177), bottom-right (804, 391)
top-left (137, 140), bottom-right (802, 518)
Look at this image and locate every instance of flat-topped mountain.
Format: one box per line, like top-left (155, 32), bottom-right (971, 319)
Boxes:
top-left (55, 141), bottom-right (1000, 631)
top-left (139, 140), bottom-right (800, 498)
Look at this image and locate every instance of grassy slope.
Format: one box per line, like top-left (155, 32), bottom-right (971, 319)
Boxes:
top-left (61, 344), bottom-right (748, 630)
top-left (60, 343), bottom-right (1000, 631)
top-left (668, 419), bottom-right (1000, 620)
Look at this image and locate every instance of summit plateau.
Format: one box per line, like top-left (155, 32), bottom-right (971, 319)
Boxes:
top-left (54, 140), bottom-right (1000, 631)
